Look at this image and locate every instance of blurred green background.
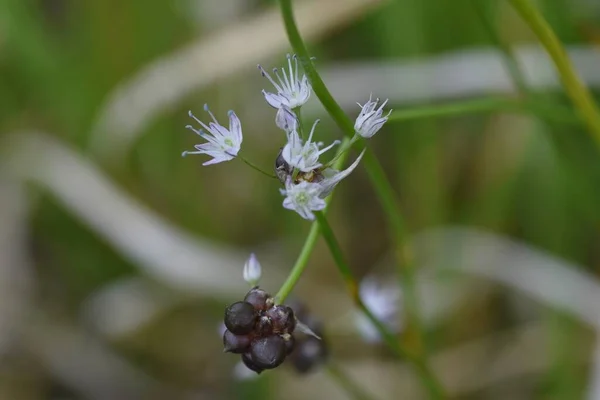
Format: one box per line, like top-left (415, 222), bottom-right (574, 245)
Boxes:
top-left (1, 0), bottom-right (600, 398)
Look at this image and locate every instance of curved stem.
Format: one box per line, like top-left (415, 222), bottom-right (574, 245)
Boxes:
top-left (278, 0), bottom-right (443, 397)
top-left (314, 211), bottom-right (445, 399)
top-left (238, 156), bottom-right (277, 179)
top-left (508, 0), bottom-right (600, 145)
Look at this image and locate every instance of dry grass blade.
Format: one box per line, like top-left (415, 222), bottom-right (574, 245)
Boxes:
top-left (414, 227), bottom-right (600, 329)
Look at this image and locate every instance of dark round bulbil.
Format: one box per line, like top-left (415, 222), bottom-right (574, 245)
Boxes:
top-left (241, 352), bottom-right (264, 375)
top-left (250, 335), bottom-right (287, 369)
top-left (244, 287), bottom-right (271, 311)
top-left (224, 301), bottom-right (256, 335)
top-left (266, 305), bottom-right (296, 333)
top-left (222, 330), bottom-right (251, 354)
top-left (255, 315), bottom-right (273, 336)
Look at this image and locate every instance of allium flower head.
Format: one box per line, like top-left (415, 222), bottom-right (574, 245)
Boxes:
top-left (258, 54), bottom-right (311, 109)
top-left (243, 253), bottom-right (262, 286)
top-left (280, 178), bottom-right (326, 220)
top-left (183, 104), bottom-right (243, 165)
top-left (354, 95), bottom-right (392, 139)
top-left (354, 276), bottom-right (402, 343)
top-left (282, 120), bottom-right (340, 172)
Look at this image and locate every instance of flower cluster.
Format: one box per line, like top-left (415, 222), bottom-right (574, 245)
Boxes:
top-left (182, 53), bottom-right (391, 220)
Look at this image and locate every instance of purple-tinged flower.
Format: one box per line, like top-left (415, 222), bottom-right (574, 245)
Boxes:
top-left (354, 95), bottom-right (392, 138)
top-left (258, 54), bottom-right (311, 109)
top-left (280, 178), bottom-right (326, 220)
top-left (183, 104), bottom-right (242, 165)
top-left (282, 120), bottom-right (340, 172)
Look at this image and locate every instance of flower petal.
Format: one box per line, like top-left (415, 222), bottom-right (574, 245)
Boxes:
top-left (318, 149), bottom-right (365, 197)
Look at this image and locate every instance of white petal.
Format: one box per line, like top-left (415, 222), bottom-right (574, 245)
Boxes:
top-left (318, 149), bottom-right (365, 198)
top-left (263, 91), bottom-right (286, 109)
top-left (228, 111), bottom-right (243, 145)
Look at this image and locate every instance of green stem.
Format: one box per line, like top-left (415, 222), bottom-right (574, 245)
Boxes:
top-left (508, 0), bottom-right (600, 145)
top-left (294, 106), bottom-right (305, 140)
top-left (326, 362), bottom-right (381, 400)
top-left (387, 97), bottom-right (579, 125)
top-left (278, 0), bottom-right (442, 397)
top-left (275, 138), bottom-right (351, 303)
top-left (239, 156), bottom-right (277, 179)
top-left (314, 211), bottom-right (445, 399)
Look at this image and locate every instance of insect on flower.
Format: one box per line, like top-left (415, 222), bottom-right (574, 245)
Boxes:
top-left (282, 120), bottom-right (340, 172)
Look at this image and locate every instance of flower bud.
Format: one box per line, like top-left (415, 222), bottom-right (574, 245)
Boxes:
top-left (275, 106), bottom-right (298, 132)
top-left (224, 301), bottom-right (256, 335)
top-left (223, 330), bottom-right (251, 354)
top-left (250, 335), bottom-right (287, 370)
top-left (243, 254), bottom-right (262, 286)
top-left (244, 287), bottom-right (271, 311)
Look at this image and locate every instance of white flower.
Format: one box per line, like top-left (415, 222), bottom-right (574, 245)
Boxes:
top-left (258, 54), bottom-right (311, 109)
top-left (354, 95), bottom-right (392, 138)
top-left (275, 105), bottom-right (298, 133)
top-left (243, 253), bottom-right (262, 286)
top-left (183, 104), bottom-right (243, 165)
top-left (280, 178), bottom-right (326, 220)
top-left (354, 276), bottom-right (402, 343)
top-left (282, 120), bottom-right (340, 172)
top-left (317, 149), bottom-right (365, 198)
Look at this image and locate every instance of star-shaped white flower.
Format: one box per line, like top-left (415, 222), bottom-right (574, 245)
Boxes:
top-left (183, 104), bottom-right (243, 165)
top-left (355, 276), bottom-right (402, 343)
top-left (282, 120), bottom-right (340, 172)
top-left (280, 178), bottom-right (326, 220)
top-left (354, 95), bottom-right (392, 139)
top-left (258, 54), bottom-right (311, 109)
top-left (317, 149), bottom-right (365, 198)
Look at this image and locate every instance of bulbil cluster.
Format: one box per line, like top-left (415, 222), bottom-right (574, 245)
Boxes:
top-left (223, 287), bottom-right (297, 374)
